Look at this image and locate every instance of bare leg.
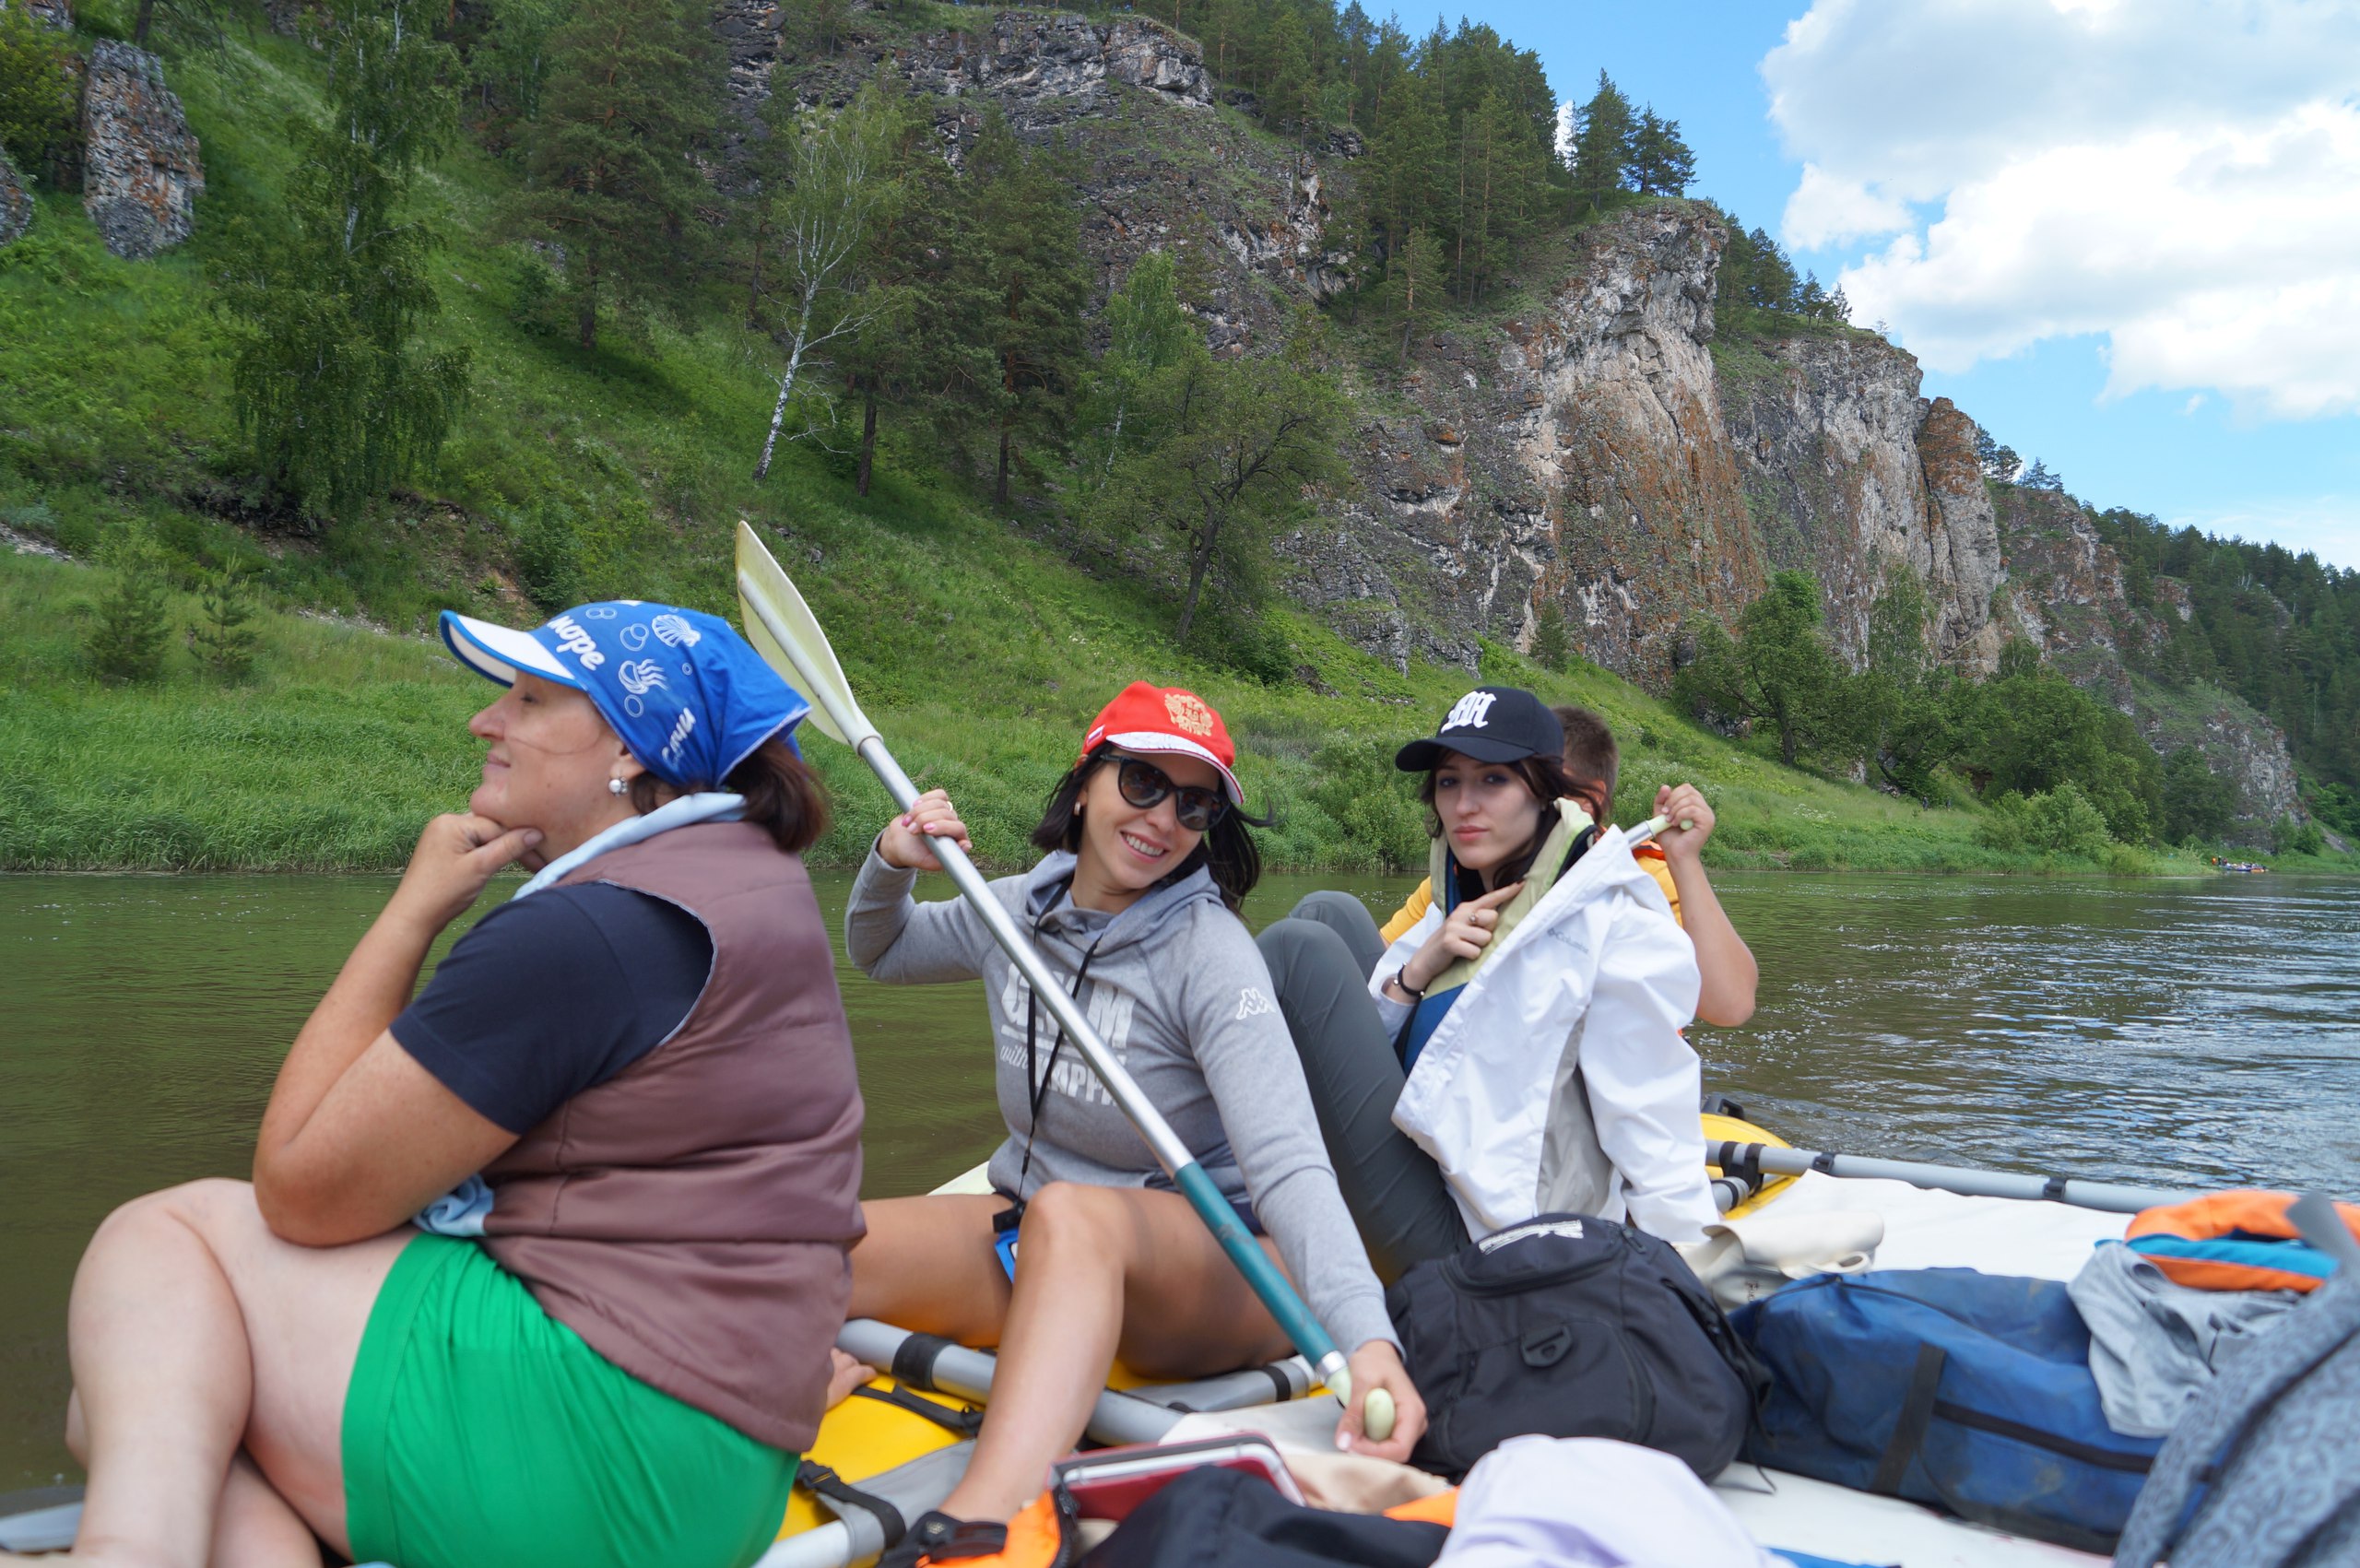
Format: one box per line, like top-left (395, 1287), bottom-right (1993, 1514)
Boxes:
top-left (847, 1194), bottom-right (1014, 1347)
top-left (61, 1403), bottom-right (319, 1568)
top-left (933, 1185), bottom-right (1294, 1523)
top-left (209, 1458), bottom-right (324, 1568)
top-left (4, 1179), bottom-right (406, 1568)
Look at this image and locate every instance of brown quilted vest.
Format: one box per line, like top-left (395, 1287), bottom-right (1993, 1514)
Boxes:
top-left (478, 820), bottom-right (865, 1452)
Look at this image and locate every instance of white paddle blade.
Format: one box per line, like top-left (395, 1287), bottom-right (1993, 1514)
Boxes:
top-left (735, 520), bottom-right (872, 749)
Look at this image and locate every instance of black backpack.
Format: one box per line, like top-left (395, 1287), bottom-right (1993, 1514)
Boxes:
top-left (1084, 1467), bottom-right (1447, 1568)
top-left (1385, 1212), bottom-right (1769, 1481)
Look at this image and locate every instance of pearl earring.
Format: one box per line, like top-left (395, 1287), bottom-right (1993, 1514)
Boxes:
top-left (608, 777), bottom-right (629, 796)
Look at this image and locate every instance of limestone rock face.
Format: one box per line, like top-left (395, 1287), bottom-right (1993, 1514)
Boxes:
top-left (0, 0), bottom-right (76, 28)
top-left (749, 13), bottom-right (1328, 353)
top-left (80, 40), bottom-right (205, 259)
top-left (1284, 206), bottom-right (1765, 678)
top-left (0, 146), bottom-right (30, 247)
top-left (1283, 206), bottom-right (2023, 685)
top-left (904, 13), bottom-right (1210, 113)
top-left (1914, 396), bottom-right (2006, 674)
top-left (1719, 331), bottom-right (1929, 663)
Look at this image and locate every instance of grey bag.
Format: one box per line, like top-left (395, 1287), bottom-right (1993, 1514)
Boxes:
top-left (2112, 1254), bottom-right (2360, 1567)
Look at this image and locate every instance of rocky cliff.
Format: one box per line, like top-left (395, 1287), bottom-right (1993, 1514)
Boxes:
top-left (1280, 206), bottom-right (2010, 686)
top-left (751, 9), bottom-right (2296, 821)
top-left (0, 147), bottom-right (29, 247)
top-left (80, 41), bottom-right (204, 259)
top-left (748, 10), bottom-right (1341, 352)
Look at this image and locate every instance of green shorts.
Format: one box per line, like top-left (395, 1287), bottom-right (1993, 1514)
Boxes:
top-left (343, 1233), bottom-right (796, 1568)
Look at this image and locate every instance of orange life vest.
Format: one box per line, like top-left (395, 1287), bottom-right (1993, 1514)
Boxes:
top-left (2125, 1189), bottom-right (2360, 1293)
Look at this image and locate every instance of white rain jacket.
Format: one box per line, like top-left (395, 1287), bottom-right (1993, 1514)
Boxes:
top-left (1369, 822), bottom-right (1720, 1244)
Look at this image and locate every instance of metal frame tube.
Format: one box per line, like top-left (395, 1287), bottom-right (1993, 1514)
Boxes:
top-left (1723, 1142), bottom-right (2193, 1214)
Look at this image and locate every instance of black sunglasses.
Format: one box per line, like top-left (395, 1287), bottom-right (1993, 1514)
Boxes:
top-left (1110, 755), bottom-right (1229, 832)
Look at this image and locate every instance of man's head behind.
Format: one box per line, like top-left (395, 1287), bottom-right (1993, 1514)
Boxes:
top-left (1552, 705), bottom-right (1618, 824)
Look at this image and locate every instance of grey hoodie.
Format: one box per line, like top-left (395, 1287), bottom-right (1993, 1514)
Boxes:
top-left (845, 846), bottom-right (1398, 1354)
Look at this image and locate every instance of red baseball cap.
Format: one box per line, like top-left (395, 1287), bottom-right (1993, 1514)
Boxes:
top-left (1080, 681), bottom-right (1246, 807)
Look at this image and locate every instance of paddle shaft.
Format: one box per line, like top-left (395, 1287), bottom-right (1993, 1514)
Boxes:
top-left (1713, 1139), bottom-right (2192, 1214)
top-left (848, 736), bottom-right (1347, 1385)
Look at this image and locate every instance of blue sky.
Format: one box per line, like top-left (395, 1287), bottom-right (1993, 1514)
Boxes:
top-left (1451, 0), bottom-right (2360, 571)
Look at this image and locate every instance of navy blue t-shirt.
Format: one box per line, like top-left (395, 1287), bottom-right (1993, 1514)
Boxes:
top-left (390, 884), bottom-right (714, 1135)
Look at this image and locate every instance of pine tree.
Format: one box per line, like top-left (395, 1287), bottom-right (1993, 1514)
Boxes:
top-left (1366, 62), bottom-right (1441, 258)
top-left (221, 0), bottom-right (470, 517)
top-left (964, 110), bottom-right (1089, 505)
top-left (1627, 107), bottom-right (1695, 196)
top-left (86, 533), bottom-right (173, 686)
top-left (1385, 225), bottom-right (1444, 357)
top-left (1454, 87), bottom-right (1547, 302)
top-left (834, 119), bottom-right (992, 497)
top-left (1568, 70), bottom-right (1633, 215)
top-left (511, 0), bottom-right (721, 349)
top-left (1530, 602), bottom-right (1571, 671)
top-left (187, 561), bottom-right (260, 681)
top-left (1257, 5), bottom-right (1316, 136)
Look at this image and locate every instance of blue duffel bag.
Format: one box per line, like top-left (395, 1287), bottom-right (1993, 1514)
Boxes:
top-left (1732, 1268), bottom-right (2164, 1553)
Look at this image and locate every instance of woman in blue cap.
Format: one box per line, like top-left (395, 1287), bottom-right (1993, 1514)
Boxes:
top-left (11, 604), bottom-right (861, 1568)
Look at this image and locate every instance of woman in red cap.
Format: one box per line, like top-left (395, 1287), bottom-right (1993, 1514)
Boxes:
top-left (843, 681), bottom-right (1424, 1558)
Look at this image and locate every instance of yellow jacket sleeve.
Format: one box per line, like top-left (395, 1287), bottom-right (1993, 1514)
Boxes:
top-left (1634, 844), bottom-right (1682, 927)
top-left (1379, 878), bottom-right (1434, 946)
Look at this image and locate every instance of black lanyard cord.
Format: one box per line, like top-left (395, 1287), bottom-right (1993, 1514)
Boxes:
top-left (1013, 898), bottom-right (1112, 1206)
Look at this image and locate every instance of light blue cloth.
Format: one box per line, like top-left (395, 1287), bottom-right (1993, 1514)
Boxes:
top-left (409, 793), bottom-right (747, 1237)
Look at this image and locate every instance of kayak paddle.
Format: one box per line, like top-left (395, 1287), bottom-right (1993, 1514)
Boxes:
top-left (732, 521), bottom-right (1357, 1399)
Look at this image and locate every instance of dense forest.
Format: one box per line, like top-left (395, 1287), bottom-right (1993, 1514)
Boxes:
top-left (2084, 509), bottom-right (2360, 836)
top-left (2, 0), bottom-right (2352, 857)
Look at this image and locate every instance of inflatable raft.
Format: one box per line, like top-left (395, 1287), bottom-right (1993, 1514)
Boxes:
top-left (746, 1112), bottom-right (2138, 1568)
top-left (0, 1114), bottom-right (2159, 1567)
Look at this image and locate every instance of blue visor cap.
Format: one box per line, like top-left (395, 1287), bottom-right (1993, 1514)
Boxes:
top-left (440, 601), bottom-right (808, 790)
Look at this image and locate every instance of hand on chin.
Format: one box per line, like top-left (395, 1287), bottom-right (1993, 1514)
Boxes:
top-left (468, 793), bottom-right (548, 870)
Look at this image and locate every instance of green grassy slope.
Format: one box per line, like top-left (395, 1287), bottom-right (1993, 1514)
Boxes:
top-left (2, 8), bottom-right (2321, 877)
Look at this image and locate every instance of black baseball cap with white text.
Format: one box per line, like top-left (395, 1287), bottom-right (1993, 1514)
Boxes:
top-left (1395, 686), bottom-right (1564, 772)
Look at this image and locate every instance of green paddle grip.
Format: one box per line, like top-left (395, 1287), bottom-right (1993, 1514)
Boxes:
top-left (1172, 1162), bottom-right (1342, 1381)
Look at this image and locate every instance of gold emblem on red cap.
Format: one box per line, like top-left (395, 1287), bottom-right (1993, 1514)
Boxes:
top-left (1164, 691), bottom-right (1215, 737)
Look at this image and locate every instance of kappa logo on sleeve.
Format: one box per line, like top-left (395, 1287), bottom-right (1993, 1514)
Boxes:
top-left (1234, 986), bottom-right (1277, 1020)
top-left (1443, 690), bottom-right (1498, 732)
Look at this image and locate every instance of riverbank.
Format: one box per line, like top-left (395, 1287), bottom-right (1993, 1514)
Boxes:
top-left (7, 546), bottom-right (2347, 877)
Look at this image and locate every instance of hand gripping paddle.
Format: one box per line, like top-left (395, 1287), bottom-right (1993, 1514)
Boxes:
top-left (733, 522), bottom-right (1358, 1401)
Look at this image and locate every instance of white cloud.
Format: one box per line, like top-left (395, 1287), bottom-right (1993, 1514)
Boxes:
top-left (1780, 163), bottom-right (1912, 249)
top-left (1764, 0), bottom-right (2360, 419)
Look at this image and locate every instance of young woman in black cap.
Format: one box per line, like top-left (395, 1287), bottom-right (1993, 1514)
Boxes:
top-left (1257, 686), bottom-right (1719, 1280)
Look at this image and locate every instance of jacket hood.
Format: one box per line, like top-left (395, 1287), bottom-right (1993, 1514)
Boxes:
top-left (1021, 849), bottom-right (1225, 956)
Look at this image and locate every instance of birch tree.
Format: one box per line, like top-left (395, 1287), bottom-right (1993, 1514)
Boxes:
top-left (1076, 250), bottom-right (1191, 482)
top-left (750, 83), bottom-right (902, 482)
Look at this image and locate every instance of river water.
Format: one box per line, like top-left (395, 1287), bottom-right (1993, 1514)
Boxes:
top-left (4, 868), bottom-right (2357, 1488)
